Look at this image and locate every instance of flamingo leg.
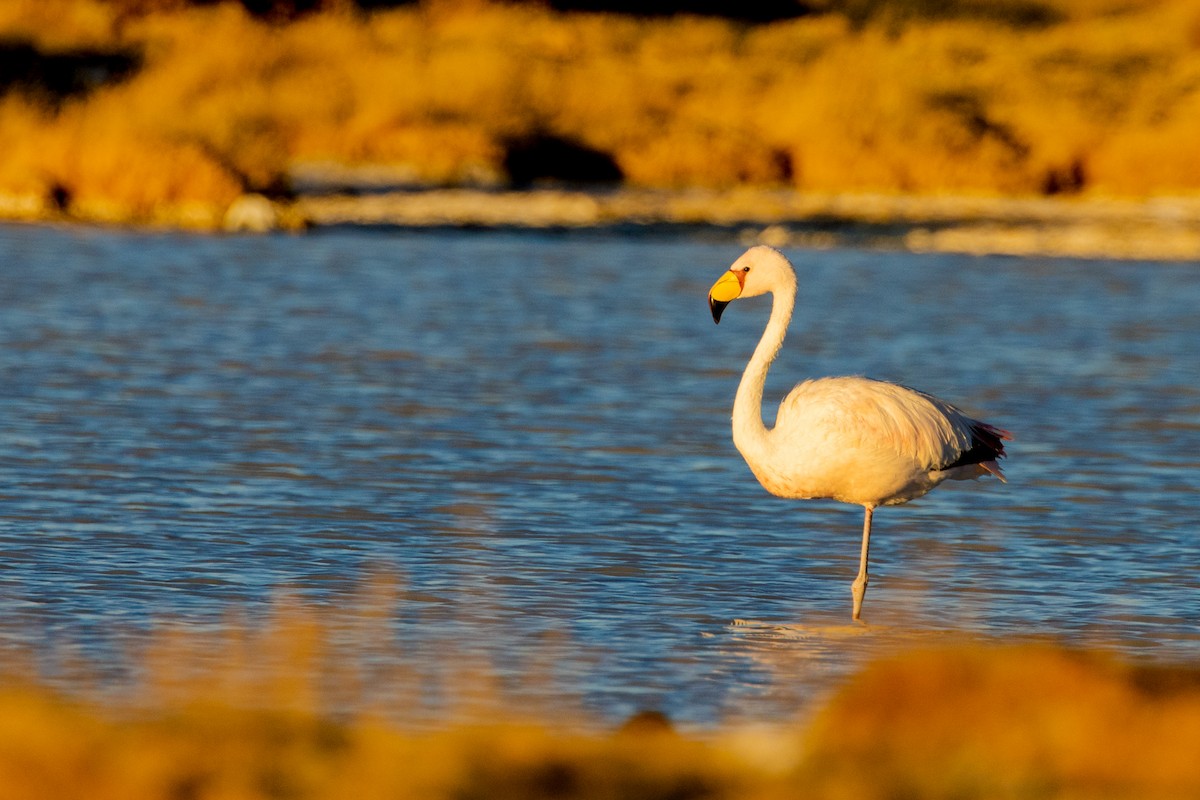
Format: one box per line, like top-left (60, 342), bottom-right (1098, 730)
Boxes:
top-left (851, 505), bottom-right (873, 621)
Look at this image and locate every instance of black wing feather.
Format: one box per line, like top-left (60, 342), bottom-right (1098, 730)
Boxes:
top-left (940, 421), bottom-right (1011, 471)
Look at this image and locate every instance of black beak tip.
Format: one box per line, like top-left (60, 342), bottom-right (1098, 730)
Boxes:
top-left (709, 297), bottom-right (728, 324)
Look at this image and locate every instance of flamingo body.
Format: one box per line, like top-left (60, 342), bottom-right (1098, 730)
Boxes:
top-left (745, 375), bottom-right (1006, 506)
top-left (708, 246), bottom-right (1011, 620)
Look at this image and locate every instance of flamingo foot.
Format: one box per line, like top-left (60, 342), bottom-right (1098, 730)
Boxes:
top-left (851, 573), bottom-right (868, 621)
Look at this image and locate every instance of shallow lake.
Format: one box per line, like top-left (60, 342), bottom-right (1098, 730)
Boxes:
top-left (1, 222), bottom-right (1197, 727)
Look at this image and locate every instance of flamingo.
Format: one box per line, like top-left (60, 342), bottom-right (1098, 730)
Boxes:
top-left (707, 246), bottom-right (1011, 621)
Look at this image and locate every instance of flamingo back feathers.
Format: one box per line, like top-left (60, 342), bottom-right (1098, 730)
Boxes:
top-left (775, 377), bottom-right (977, 468)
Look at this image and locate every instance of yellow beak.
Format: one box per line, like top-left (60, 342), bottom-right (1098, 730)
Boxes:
top-left (708, 271), bottom-right (743, 324)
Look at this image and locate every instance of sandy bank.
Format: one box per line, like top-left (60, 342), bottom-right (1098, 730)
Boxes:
top-left (5, 187), bottom-right (1198, 260)
top-left (292, 188), bottom-right (1200, 260)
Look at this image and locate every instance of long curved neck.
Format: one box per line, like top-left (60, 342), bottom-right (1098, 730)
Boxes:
top-left (732, 280), bottom-right (795, 462)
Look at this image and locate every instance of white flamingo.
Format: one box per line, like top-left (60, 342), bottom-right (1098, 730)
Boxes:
top-left (707, 246), bottom-right (1011, 621)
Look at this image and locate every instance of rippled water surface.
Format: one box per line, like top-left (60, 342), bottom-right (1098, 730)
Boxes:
top-left (1, 223), bottom-right (1197, 725)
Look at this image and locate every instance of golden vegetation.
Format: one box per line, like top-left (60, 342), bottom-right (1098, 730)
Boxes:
top-left (4, 600), bottom-right (1200, 800)
top-left (0, 689), bottom-right (735, 800)
top-left (803, 645), bottom-right (1200, 799)
top-left (0, 0), bottom-right (1198, 226)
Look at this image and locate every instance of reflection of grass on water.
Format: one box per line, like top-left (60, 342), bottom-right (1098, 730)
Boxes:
top-left (0, 0), bottom-right (1199, 228)
top-left (6, 585), bottom-right (1200, 799)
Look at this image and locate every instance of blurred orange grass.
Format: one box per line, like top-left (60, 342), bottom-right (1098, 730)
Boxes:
top-left (2, 578), bottom-right (1200, 799)
top-left (0, 0), bottom-right (1199, 227)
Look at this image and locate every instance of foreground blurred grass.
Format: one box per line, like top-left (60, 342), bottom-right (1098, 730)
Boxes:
top-left (0, 0), bottom-right (1198, 227)
top-left (4, 594), bottom-right (1200, 800)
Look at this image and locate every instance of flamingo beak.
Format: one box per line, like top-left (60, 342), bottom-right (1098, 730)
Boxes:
top-left (708, 271), bottom-right (742, 324)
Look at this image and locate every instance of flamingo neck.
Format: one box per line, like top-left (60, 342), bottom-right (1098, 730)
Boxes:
top-left (732, 280), bottom-right (795, 464)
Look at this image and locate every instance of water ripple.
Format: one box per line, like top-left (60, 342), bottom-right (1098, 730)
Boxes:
top-left (1, 224), bottom-right (1198, 724)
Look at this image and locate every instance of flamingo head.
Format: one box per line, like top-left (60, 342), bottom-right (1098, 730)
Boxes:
top-left (708, 245), bottom-right (796, 323)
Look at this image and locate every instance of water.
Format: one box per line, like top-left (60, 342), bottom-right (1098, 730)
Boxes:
top-left (1, 222), bottom-right (1198, 727)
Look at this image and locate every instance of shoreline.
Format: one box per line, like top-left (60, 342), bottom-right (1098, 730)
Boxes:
top-left (292, 188), bottom-right (1200, 260)
top-left (5, 188), bottom-right (1199, 260)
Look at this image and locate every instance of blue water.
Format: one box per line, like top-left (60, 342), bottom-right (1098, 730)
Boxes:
top-left (1, 222), bottom-right (1198, 726)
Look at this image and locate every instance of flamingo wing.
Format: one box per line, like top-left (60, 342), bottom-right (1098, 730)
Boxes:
top-left (775, 377), bottom-right (1010, 485)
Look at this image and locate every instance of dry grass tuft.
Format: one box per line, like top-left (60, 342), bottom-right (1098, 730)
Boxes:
top-left (801, 645), bottom-right (1200, 799)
